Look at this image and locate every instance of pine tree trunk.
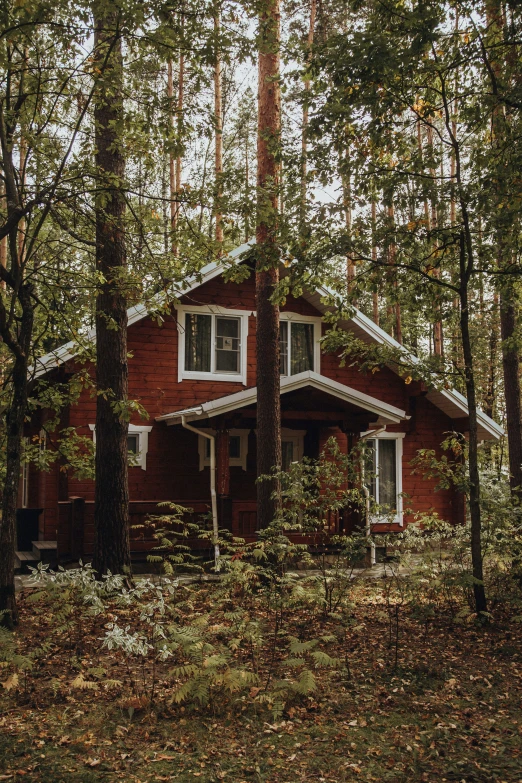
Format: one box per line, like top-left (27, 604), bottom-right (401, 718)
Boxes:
top-left (500, 286), bottom-right (522, 497)
top-left (387, 203), bottom-right (402, 344)
top-left (371, 181), bottom-right (379, 324)
top-left (214, 12), bottom-right (223, 245)
top-left (170, 20), bottom-right (185, 257)
top-left (0, 58), bottom-right (35, 625)
top-left (485, 0), bottom-right (522, 500)
top-left (458, 232), bottom-right (487, 616)
top-left (167, 59), bottom-right (176, 251)
top-left (300, 0), bottom-right (316, 232)
top-left (92, 5), bottom-right (131, 576)
top-left (256, 0), bottom-right (281, 529)
top-left (0, 180), bottom-right (6, 287)
top-left (0, 294), bottom-right (32, 627)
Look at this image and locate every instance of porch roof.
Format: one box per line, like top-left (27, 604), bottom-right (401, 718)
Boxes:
top-left (156, 370), bottom-right (407, 426)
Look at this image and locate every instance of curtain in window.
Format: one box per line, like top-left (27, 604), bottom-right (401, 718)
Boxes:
top-left (291, 322), bottom-right (314, 374)
top-left (215, 317), bottom-right (240, 372)
top-left (279, 321), bottom-right (289, 375)
top-left (185, 313), bottom-right (211, 371)
top-left (364, 439), bottom-right (377, 499)
top-left (378, 439), bottom-right (397, 510)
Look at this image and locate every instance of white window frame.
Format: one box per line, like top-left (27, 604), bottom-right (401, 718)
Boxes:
top-left (198, 429), bottom-right (250, 471)
top-left (89, 424), bottom-right (153, 470)
top-left (279, 313), bottom-right (322, 377)
top-left (177, 304), bottom-right (250, 385)
top-left (281, 428), bottom-right (306, 467)
top-left (361, 431), bottom-right (405, 526)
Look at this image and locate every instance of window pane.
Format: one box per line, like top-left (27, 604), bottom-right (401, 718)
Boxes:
top-left (215, 317), bottom-right (240, 373)
top-left (279, 321), bottom-right (288, 375)
top-left (364, 440), bottom-right (377, 499)
top-left (127, 435), bottom-right (138, 454)
top-left (291, 323), bottom-right (314, 374)
top-left (185, 313), bottom-right (211, 372)
top-left (378, 439), bottom-right (397, 511)
top-left (282, 440), bottom-right (294, 470)
top-left (229, 435), bottom-right (241, 459)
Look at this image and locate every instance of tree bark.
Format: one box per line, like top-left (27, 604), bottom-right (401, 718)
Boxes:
top-left (459, 230), bottom-right (487, 616)
top-left (92, 4), bottom-right (131, 576)
top-left (256, 0), bottom-right (281, 529)
top-left (387, 203), bottom-right (402, 344)
top-left (0, 48), bottom-right (34, 626)
top-left (371, 181), bottom-right (379, 324)
top-left (169, 15), bottom-right (185, 257)
top-left (500, 286), bottom-right (522, 497)
top-left (214, 11), bottom-right (223, 245)
top-left (167, 59), bottom-right (176, 251)
top-left (485, 0), bottom-right (522, 501)
top-left (299, 0), bottom-right (316, 233)
top-left (0, 294), bottom-right (33, 627)
top-left (425, 122), bottom-right (443, 357)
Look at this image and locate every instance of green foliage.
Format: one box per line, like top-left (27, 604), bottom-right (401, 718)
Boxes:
top-left (142, 502), bottom-right (207, 576)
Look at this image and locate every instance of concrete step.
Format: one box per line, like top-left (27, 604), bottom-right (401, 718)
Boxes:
top-left (32, 540), bottom-right (57, 565)
top-left (15, 551), bottom-right (40, 574)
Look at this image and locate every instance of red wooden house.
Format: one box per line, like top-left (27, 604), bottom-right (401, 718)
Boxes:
top-left (17, 242), bottom-right (502, 568)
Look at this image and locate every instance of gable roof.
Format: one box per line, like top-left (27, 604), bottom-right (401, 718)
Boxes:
top-left (156, 370), bottom-right (407, 426)
top-left (32, 240), bottom-right (503, 440)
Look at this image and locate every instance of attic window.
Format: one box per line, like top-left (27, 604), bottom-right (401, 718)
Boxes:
top-left (279, 315), bottom-right (321, 376)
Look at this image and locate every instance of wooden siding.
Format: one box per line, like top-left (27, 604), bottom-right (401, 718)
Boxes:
top-left (31, 270), bottom-right (463, 549)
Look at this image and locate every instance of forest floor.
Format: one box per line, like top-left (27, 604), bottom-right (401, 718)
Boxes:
top-left (1, 582), bottom-right (521, 783)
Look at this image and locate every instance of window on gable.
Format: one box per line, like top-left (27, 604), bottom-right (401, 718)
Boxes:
top-left (279, 320), bottom-right (315, 376)
top-left (185, 313), bottom-right (241, 376)
top-left (216, 317), bottom-right (240, 373)
top-left (185, 313), bottom-right (211, 372)
top-left (363, 436), bottom-right (402, 521)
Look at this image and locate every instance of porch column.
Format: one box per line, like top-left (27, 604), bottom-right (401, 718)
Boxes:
top-left (215, 423), bottom-right (232, 531)
top-left (318, 426), bottom-right (349, 534)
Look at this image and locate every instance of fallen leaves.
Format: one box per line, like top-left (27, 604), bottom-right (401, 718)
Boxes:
top-left (2, 674), bottom-right (19, 692)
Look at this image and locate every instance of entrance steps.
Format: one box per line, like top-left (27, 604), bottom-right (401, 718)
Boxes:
top-left (15, 541), bottom-right (57, 574)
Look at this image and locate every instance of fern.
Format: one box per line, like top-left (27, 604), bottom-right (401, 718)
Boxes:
top-left (295, 669), bottom-right (316, 694)
top-left (288, 638), bottom-right (318, 655)
top-left (311, 650), bottom-right (340, 667)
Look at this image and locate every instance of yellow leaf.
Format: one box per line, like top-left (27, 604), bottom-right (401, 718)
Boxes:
top-left (404, 376), bottom-right (412, 385)
top-left (71, 673), bottom-right (98, 691)
top-left (2, 673), bottom-right (18, 691)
